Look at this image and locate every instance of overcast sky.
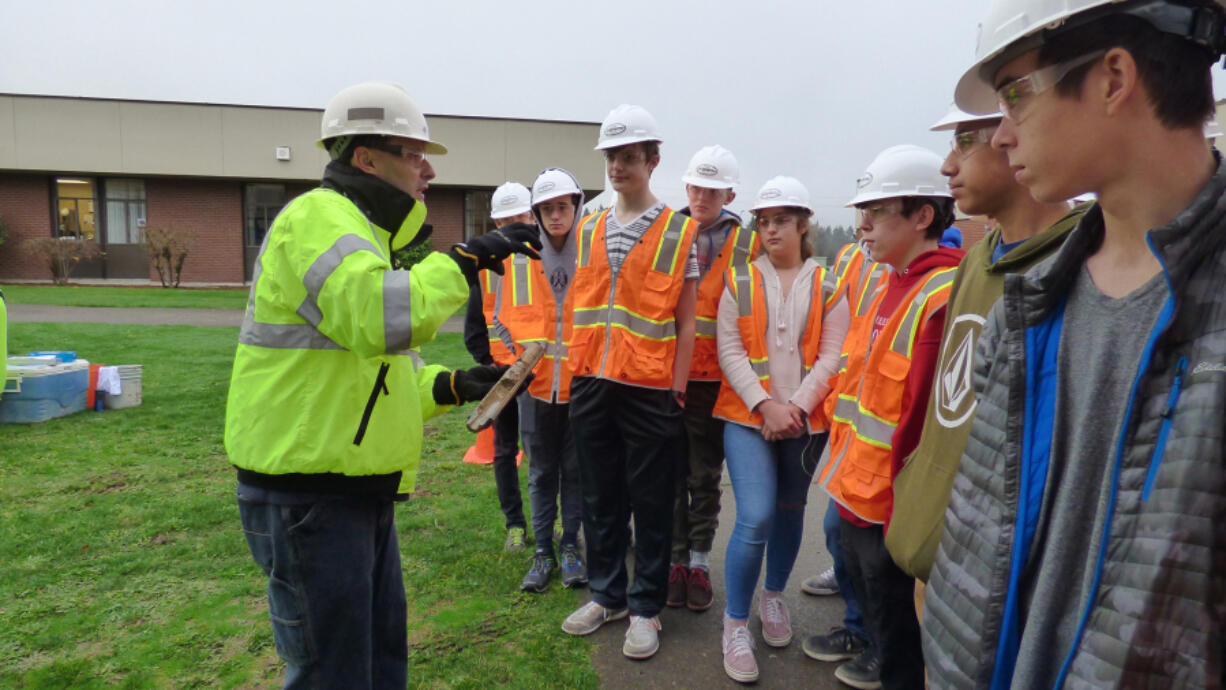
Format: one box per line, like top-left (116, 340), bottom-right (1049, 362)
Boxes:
top-left (3, 0), bottom-right (1223, 226)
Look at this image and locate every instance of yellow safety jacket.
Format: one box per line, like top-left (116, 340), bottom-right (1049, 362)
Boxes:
top-left (224, 187), bottom-right (468, 493)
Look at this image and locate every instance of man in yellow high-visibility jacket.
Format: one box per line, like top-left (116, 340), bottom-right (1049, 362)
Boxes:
top-left (225, 81), bottom-right (540, 688)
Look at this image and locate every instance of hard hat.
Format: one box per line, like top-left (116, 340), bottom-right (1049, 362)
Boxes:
top-left (318, 81), bottom-right (448, 157)
top-left (930, 104), bottom-right (1003, 132)
top-left (595, 104), bottom-right (662, 150)
top-left (955, 0), bottom-right (1226, 114)
top-left (1206, 120), bottom-right (1223, 140)
top-left (845, 145), bottom-right (951, 207)
top-left (751, 176), bottom-right (814, 215)
top-left (681, 145), bottom-right (740, 189)
top-left (531, 168), bottom-right (583, 206)
top-left (490, 182), bottom-right (532, 219)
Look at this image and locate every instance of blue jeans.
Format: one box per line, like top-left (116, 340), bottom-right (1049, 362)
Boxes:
top-left (238, 487), bottom-right (407, 689)
top-left (519, 396), bottom-right (582, 555)
top-left (825, 500), bottom-right (870, 642)
top-left (722, 422), bottom-right (826, 621)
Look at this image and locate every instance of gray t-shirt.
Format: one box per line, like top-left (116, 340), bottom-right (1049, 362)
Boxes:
top-left (1012, 264), bottom-right (1167, 688)
top-left (605, 202), bottom-right (699, 280)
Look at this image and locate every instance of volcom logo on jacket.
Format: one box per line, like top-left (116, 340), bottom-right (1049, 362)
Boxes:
top-left (936, 312), bottom-right (986, 428)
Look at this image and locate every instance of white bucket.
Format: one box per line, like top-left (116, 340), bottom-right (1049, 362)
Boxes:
top-left (105, 365), bottom-right (143, 409)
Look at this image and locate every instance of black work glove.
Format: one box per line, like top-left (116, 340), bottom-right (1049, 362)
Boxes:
top-left (432, 364), bottom-right (508, 406)
top-left (448, 223), bottom-right (543, 285)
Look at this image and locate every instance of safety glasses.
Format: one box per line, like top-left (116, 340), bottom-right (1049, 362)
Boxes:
top-left (950, 126), bottom-right (996, 159)
top-left (995, 50), bottom-right (1105, 123)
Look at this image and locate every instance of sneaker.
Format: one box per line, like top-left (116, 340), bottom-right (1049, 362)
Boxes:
top-left (802, 626), bottom-right (868, 662)
top-left (622, 615), bottom-right (662, 659)
top-left (722, 618), bottom-right (759, 684)
top-left (834, 648), bottom-right (882, 690)
top-left (504, 527), bottom-right (527, 553)
top-left (666, 563), bottom-right (689, 608)
top-left (559, 544), bottom-right (588, 588)
top-left (686, 566), bottom-right (714, 611)
top-left (757, 590), bottom-right (792, 647)
top-left (801, 566), bottom-right (839, 596)
top-left (521, 551), bottom-right (556, 593)
top-left (562, 600), bottom-right (628, 636)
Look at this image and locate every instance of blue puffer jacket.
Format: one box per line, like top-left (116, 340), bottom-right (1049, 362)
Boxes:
top-left (923, 157), bottom-right (1226, 689)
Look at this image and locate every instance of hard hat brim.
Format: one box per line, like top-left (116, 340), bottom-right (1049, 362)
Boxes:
top-left (751, 200), bottom-right (815, 215)
top-left (929, 108), bottom-right (1002, 132)
top-left (594, 135), bottom-right (662, 151)
top-left (680, 175), bottom-right (735, 190)
top-left (845, 189), bottom-right (954, 208)
top-left (490, 206), bottom-right (532, 219)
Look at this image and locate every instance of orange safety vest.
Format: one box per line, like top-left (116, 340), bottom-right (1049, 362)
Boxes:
top-left (690, 223), bottom-right (760, 381)
top-left (564, 207), bottom-right (697, 390)
top-left (481, 270), bottom-right (516, 366)
top-left (823, 244), bottom-right (889, 421)
top-left (816, 266), bottom-right (957, 524)
top-left (492, 253), bottom-right (573, 403)
top-left (712, 261), bottom-right (840, 432)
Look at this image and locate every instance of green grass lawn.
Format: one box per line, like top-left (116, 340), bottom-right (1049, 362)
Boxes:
top-left (0, 324), bottom-right (596, 688)
top-left (1, 285), bottom-right (249, 310)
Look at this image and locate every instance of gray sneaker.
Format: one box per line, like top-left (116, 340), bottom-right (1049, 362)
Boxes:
top-left (504, 526), bottom-right (527, 552)
top-left (801, 566), bottom-right (840, 596)
top-left (834, 648), bottom-right (882, 689)
top-left (562, 600), bottom-right (628, 636)
top-left (521, 551), bottom-right (556, 593)
top-left (622, 615), bottom-right (661, 659)
top-left (559, 544), bottom-right (588, 588)
top-left (803, 626), bottom-right (868, 662)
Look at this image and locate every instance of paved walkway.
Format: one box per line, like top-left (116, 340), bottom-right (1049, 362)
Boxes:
top-left (7, 304), bottom-right (467, 333)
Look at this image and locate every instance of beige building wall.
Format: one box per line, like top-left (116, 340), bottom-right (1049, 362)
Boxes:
top-left (0, 94), bottom-right (603, 188)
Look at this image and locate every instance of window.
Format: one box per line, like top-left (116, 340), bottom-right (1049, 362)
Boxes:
top-left (245, 183), bottom-right (286, 246)
top-left (103, 179), bottom-right (147, 245)
top-left (55, 178), bottom-right (98, 239)
top-left (464, 190), bottom-right (494, 240)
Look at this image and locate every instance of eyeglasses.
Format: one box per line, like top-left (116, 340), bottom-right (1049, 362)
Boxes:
top-left (995, 50), bottom-right (1105, 124)
top-left (755, 213), bottom-right (798, 229)
top-left (369, 143), bottom-right (429, 166)
top-left (856, 201), bottom-right (902, 225)
top-left (950, 127), bottom-right (995, 158)
top-left (603, 149), bottom-right (645, 166)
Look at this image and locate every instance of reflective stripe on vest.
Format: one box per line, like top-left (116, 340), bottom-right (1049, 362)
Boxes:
top-left (696, 316), bottom-right (718, 338)
top-left (652, 210), bottom-right (688, 274)
top-left (834, 244), bottom-right (858, 283)
top-left (572, 304), bottom-right (676, 341)
top-left (576, 212), bottom-right (601, 268)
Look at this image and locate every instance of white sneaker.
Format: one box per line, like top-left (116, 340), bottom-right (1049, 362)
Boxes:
top-left (758, 590), bottom-right (792, 647)
top-left (622, 615), bottom-right (662, 659)
top-left (562, 600), bottom-right (628, 636)
top-left (801, 566), bottom-right (839, 596)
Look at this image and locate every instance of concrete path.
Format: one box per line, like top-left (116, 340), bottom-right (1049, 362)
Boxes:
top-left (7, 304), bottom-right (467, 333)
top-left (588, 481), bottom-right (850, 689)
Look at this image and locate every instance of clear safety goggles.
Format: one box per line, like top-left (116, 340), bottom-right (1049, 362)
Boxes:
top-left (995, 50), bottom-right (1106, 124)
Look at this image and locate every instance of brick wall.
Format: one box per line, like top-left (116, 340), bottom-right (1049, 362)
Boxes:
top-left (427, 187), bottom-right (465, 250)
top-left (0, 173), bottom-right (53, 281)
top-left (146, 178), bottom-right (244, 284)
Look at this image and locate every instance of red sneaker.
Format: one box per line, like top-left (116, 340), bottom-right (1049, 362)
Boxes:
top-left (666, 564), bottom-right (689, 607)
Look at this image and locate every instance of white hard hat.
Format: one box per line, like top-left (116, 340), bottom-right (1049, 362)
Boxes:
top-left (595, 104), bottom-right (662, 150)
top-left (490, 182), bottom-right (532, 219)
top-left (531, 168), bottom-right (583, 206)
top-left (318, 81), bottom-right (448, 157)
top-left (955, 0), bottom-right (1226, 114)
top-left (1206, 120), bottom-right (1223, 140)
top-left (751, 176), bottom-right (814, 215)
top-left (930, 104), bottom-right (1003, 132)
top-left (846, 145), bottom-right (951, 207)
top-left (681, 145), bottom-right (740, 189)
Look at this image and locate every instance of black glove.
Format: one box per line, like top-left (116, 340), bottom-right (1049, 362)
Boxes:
top-left (448, 223), bottom-right (543, 284)
top-left (432, 364), bottom-right (508, 406)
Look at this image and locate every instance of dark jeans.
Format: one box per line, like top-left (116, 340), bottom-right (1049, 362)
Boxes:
top-left (840, 518), bottom-right (924, 690)
top-left (519, 395), bottom-right (582, 556)
top-left (237, 488), bottom-right (406, 689)
top-left (671, 379), bottom-right (725, 564)
top-left (569, 376), bottom-right (682, 617)
top-left (492, 398), bottom-right (526, 530)
top-left (824, 501), bottom-right (871, 642)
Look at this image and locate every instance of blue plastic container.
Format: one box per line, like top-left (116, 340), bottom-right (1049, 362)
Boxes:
top-left (27, 351), bottom-right (77, 363)
top-left (0, 360), bottom-right (89, 423)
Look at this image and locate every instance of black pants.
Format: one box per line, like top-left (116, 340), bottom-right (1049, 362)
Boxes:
top-left (492, 400), bottom-right (526, 530)
top-left (672, 380), bottom-right (725, 563)
top-left (570, 377), bottom-right (682, 617)
top-left (840, 518), bottom-right (924, 690)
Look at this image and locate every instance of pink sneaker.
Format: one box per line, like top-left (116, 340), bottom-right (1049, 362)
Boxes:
top-left (722, 617), bottom-right (758, 683)
top-left (758, 590), bottom-right (792, 647)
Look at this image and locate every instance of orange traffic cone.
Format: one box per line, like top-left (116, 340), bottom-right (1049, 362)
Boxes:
top-left (463, 426), bottom-right (523, 466)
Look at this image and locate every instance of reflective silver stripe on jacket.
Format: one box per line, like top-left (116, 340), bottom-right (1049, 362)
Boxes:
top-left (239, 317), bottom-right (344, 350)
top-left (651, 211), bottom-right (689, 274)
top-left (512, 254), bottom-right (533, 307)
top-left (577, 212), bottom-right (602, 268)
top-left (695, 317), bottom-right (718, 338)
top-left (889, 269), bottom-right (956, 356)
top-left (382, 269), bottom-right (413, 351)
top-left (571, 305), bottom-right (676, 340)
top-left (297, 233), bottom-right (384, 327)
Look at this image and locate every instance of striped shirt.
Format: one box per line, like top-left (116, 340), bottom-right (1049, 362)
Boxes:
top-left (604, 202), bottom-right (699, 279)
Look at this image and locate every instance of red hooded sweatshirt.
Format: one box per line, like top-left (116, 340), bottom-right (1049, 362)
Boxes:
top-left (838, 247), bottom-right (964, 528)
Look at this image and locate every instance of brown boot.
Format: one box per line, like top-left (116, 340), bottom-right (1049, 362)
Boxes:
top-left (687, 566), bottom-right (714, 611)
top-left (666, 563), bottom-right (689, 607)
